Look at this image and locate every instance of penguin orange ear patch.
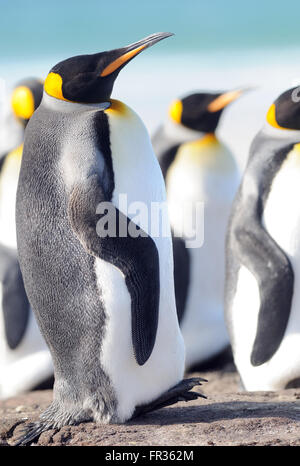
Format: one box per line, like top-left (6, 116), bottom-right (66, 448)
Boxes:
top-left (44, 72), bottom-right (68, 101)
top-left (266, 104), bottom-right (284, 130)
top-left (169, 100), bottom-right (183, 124)
top-left (208, 90), bottom-right (243, 113)
top-left (11, 86), bottom-right (35, 120)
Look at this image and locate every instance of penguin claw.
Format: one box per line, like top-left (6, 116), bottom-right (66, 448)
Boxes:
top-left (12, 422), bottom-right (48, 446)
top-left (131, 376), bottom-right (207, 419)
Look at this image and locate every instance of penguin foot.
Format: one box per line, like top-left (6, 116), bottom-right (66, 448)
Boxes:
top-left (12, 421), bottom-right (51, 446)
top-left (12, 400), bottom-right (92, 446)
top-left (131, 377), bottom-right (207, 419)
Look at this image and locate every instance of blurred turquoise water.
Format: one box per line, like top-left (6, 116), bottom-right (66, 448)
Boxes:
top-left (1, 1), bottom-right (300, 167)
top-left (1, 0), bottom-right (300, 60)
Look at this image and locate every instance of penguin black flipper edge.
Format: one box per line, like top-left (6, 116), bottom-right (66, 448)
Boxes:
top-left (68, 174), bottom-right (160, 366)
top-left (0, 245), bottom-right (30, 349)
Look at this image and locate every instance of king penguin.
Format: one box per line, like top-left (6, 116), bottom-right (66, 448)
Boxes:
top-left (225, 86), bottom-right (300, 390)
top-left (0, 79), bottom-right (43, 160)
top-left (0, 78), bottom-right (54, 399)
top-left (15, 33), bottom-right (206, 445)
top-left (152, 90), bottom-right (244, 370)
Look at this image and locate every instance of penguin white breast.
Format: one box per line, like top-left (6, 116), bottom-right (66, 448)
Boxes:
top-left (95, 101), bottom-right (184, 422)
top-left (263, 145), bottom-right (300, 255)
top-left (0, 281), bottom-right (53, 399)
top-left (0, 145), bottom-right (22, 249)
top-left (166, 135), bottom-right (240, 239)
top-left (165, 135), bottom-right (240, 368)
top-left (262, 144), bottom-right (300, 372)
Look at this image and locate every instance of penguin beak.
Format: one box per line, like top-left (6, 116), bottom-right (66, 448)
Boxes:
top-left (101, 32), bottom-right (174, 77)
top-left (207, 87), bottom-right (252, 113)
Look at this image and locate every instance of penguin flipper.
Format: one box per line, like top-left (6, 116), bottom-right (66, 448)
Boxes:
top-left (131, 377), bottom-right (207, 418)
top-left (156, 143), bottom-right (180, 179)
top-left (0, 245), bottom-right (30, 349)
top-left (233, 222), bottom-right (294, 366)
top-left (68, 175), bottom-right (160, 366)
top-left (172, 233), bottom-right (190, 324)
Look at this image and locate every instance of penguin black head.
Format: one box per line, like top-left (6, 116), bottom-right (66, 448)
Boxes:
top-left (169, 89), bottom-right (245, 133)
top-left (11, 78), bottom-right (43, 126)
top-left (266, 87), bottom-right (300, 130)
top-left (44, 32), bottom-right (173, 104)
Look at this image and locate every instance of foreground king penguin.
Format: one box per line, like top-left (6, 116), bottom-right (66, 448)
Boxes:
top-left (225, 86), bottom-right (300, 390)
top-left (0, 78), bottom-right (54, 399)
top-left (15, 33), bottom-right (205, 444)
top-left (152, 90), bottom-right (243, 370)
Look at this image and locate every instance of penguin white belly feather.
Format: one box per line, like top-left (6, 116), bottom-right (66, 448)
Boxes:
top-left (96, 103), bottom-right (185, 421)
top-left (165, 136), bottom-right (240, 368)
top-left (0, 146), bottom-right (22, 249)
top-left (232, 145), bottom-right (300, 389)
top-left (0, 281), bottom-right (53, 399)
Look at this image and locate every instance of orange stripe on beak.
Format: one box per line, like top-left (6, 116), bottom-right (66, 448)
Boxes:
top-left (208, 90), bottom-right (243, 113)
top-left (101, 44), bottom-right (147, 77)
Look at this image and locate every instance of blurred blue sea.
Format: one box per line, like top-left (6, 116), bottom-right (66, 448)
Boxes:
top-left (1, 0), bottom-right (300, 166)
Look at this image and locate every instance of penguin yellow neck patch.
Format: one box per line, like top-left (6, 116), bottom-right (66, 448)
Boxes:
top-left (44, 72), bottom-right (69, 102)
top-left (1, 144), bottom-right (23, 177)
top-left (266, 104), bottom-right (284, 130)
top-left (105, 99), bottom-right (128, 116)
top-left (191, 133), bottom-right (218, 148)
top-left (8, 143), bottom-right (23, 161)
top-left (169, 100), bottom-right (183, 124)
top-left (11, 87), bottom-right (35, 120)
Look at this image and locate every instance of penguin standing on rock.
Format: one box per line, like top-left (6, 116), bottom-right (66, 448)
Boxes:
top-left (0, 78), bottom-right (54, 399)
top-left (225, 86), bottom-right (300, 390)
top-left (152, 90), bottom-right (244, 370)
top-left (15, 33), bottom-right (206, 445)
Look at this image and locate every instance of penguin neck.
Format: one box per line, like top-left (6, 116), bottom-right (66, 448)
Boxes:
top-left (262, 122), bottom-right (300, 142)
top-left (42, 91), bottom-right (111, 113)
top-left (164, 117), bottom-right (210, 145)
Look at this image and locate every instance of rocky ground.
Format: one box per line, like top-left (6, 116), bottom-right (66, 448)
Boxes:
top-left (1, 364), bottom-right (300, 446)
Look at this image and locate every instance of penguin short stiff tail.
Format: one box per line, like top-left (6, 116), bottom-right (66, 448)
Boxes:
top-left (225, 86), bottom-right (300, 390)
top-left (15, 33), bottom-right (206, 445)
top-left (0, 78), bottom-right (53, 400)
top-left (152, 90), bottom-right (244, 370)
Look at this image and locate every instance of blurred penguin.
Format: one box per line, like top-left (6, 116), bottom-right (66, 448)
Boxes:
top-left (0, 78), bottom-right (53, 399)
top-left (0, 78), bottom-right (42, 159)
top-left (152, 90), bottom-right (246, 371)
top-left (226, 86), bottom-right (300, 390)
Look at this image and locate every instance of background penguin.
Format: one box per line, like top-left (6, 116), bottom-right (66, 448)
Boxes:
top-left (15, 33), bottom-right (205, 445)
top-left (225, 86), bottom-right (300, 390)
top-left (152, 90), bottom-right (244, 371)
top-left (0, 78), bottom-right (43, 160)
top-left (0, 78), bottom-right (54, 399)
